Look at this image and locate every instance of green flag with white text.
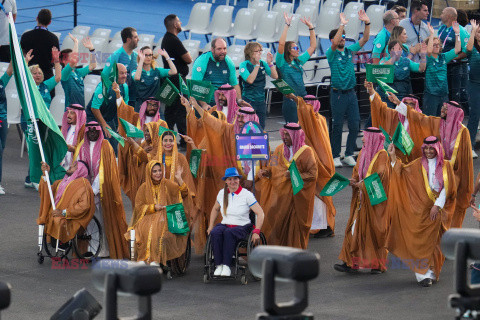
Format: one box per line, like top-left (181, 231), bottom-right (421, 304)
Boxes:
top-left (379, 126), bottom-right (392, 150)
top-left (189, 149), bottom-right (202, 178)
top-left (101, 60), bottom-right (118, 97)
top-left (179, 75), bottom-right (190, 97)
top-left (9, 24), bottom-right (67, 184)
top-left (392, 122), bottom-right (414, 155)
top-left (272, 79), bottom-right (295, 95)
top-left (119, 118), bottom-right (144, 138)
top-left (155, 78), bottom-right (179, 106)
top-left (320, 172), bottom-right (350, 196)
top-left (376, 78), bottom-right (398, 94)
top-left (107, 128), bottom-right (125, 147)
top-left (158, 125), bottom-right (178, 138)
top-left (289, 160), bottom-right (304, 195)
top-left (363, 173), bottom-right (387, 205)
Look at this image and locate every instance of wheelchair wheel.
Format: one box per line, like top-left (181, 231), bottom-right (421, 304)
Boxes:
top-left (42, 233), bottom-right (72, 259)
top-left (203, 235), bottom-right (215, 282)
top-left (247, 232), bottom-right (267, 281)
top-left (73, 216), bottom-right (102, 261)
top-left (172, 234), bottom-right (191, 276)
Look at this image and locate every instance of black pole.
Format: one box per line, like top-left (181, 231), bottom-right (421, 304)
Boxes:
top-left (73, 0), bottom-right (78, 27)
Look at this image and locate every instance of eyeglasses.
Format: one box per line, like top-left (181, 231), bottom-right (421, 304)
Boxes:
top-left (147, 102), bottom-right (158, 107)
top-left (291, 46), bottom-right (299, 51)
top-left (432, 44), bottom-right (441, 48)
top-left (144, 54), bottom-right (153, 57)
top-left (254, 49), bottom-right (263, 53)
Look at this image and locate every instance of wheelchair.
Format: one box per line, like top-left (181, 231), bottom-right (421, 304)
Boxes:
top-left (37, 216), bottom-right (103, 264)
top-left (203, 224), bottom-right (267, 285)
top-left (129, 230), bottom-right (192, 279)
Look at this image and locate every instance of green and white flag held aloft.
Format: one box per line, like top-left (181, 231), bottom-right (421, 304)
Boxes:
top-left (363, 173), bottom-right (387, 205)
top-left (289, 160), bottom-right (304, 195)
top-left (179, 75), bottom-right (190, 97)
top-left (101, 59), bottom-right (118, 97)
top-left (320, 172), bottom-right (350, 196)
top-left (392, 122), bottom-right (414, 155)
top-left (189, 149), bottom-right (202, 178)
top-left (9, 18), bottom-right (67, 186)
top-left (155, 78), bottom-right (179, 106)
top-left (376, 78), bottom-right (398, 94)
top-left (119, 118), bottom-right (144, 138)
top-left (107, 128), bottom-right (125, 147)
top-left (379, 126), bottom-right (392, 150)
top-left (166, 203), bottom-right (190, 235)
top-left (187, 79), bottom-right (214, 102)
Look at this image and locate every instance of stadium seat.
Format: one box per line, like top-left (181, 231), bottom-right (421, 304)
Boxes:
top-left (296, 5), bottom-right (318, 38)
top-left (182, 3), bottom-right (212, 40)
top-left (182, 39), bottom-right (201, 53)
top-left (316, 6), bottom-right (340, 40)
top-left (208, 5), bottom-right (234, 40)
top-left (71, 25), bottom-right (91, 37)
top-left (52, 32), bottom-right (61, 41)
top-left (5, 75), bottom-right (15, 91)
top-left (61, 34), bottom-right (84, 51)
top-left (154, 37), bottom-right (164, 50)
top-left (250, 0), bottom-right (269, 30)
top-left (229, 53), bottom-right (244, 68)
top-left (283, 14), bottom-right (300, 44)
top-left (366, 5), bottom-right (386, 36)
top-left (78, 37), bottom-right (108, 66)
top-left (99, 40), bottom-right (123, 69)
top-left (272, 2), bottom-right (294, 15)
top-left (344, 12), bottom-right (362, 41)
top-left (92, 28), bottom-right (112, 40)
top-left (84, 74), bottom-right (101, 87)
top-left (322, 0), bottom-right (343, 10)
top-left (84, 84), bottom-right (96, 105)
top-left (343, 2), bottom-right (364, 16)
top-left (6, 90), bottom-right (21, 125)
top-left (155, 55), bottom-right (164, 69)
top-left (112, 31), bottom-right (122, 41)
top-left (49, 95), bottom-right (66, 126)
top-left (302, 60), bottom-right (317, 87)
top-left (303, 0), bottom-right (321, 11)
top-left (227, 44), bottom-right (245, 57)
top-left (254, 11), bottom-right (280, 49)
top-left (232, 8), bottom-right (257, 44)
top-left (0, 62), bottom-right (8, 75)
top-left (138, 34), bottom-right (155, 46)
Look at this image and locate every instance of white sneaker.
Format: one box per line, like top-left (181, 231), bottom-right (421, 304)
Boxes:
top-left (342, 156), bottom-right (356, 167)
top-left (33, 182), bottom-right (39, 191)
top-left (150, 262), bottom-right (160, 267)
top-left (333, 157), bottom-right (343, 168)
top-left (0, 185), bottom-right (4, 195)
top-left (473, 150), bottom-right (478, 159)
top-left (214, 265), bottom-right (223, 276)
top-left (220, 265), bottom-right (231, 277)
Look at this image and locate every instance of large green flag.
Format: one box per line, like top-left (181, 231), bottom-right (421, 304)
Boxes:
top-left (363, 173), bottom-right (388, 205)
top-left (9, 23), bottom-right (67, 184)
top-left (320, 172), bottom-right (350, 196)
top-left (119, 118), bottom-right (144, 138)
top-left (392, 122), bottom-right (414, 155)
top-left (101, 59), bottom-right (118, 97)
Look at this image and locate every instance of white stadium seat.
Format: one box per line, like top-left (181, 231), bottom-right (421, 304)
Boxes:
top-left (302, 0), bottom-right (321, 13)
top-left (112, 30), bottom-right (122, 41)
top-left (296, 5), bottom-right (318, 38)
top-left (323, 0), bottom-right (342, 10)
top-left (0, 62), bottom-right (8, 75)
top-left (6, 90), bottom-right (21, 125)
top-left (250, 0), bottom-right (269, 30)
top-left (343, 2), bottom-right (364, 16)
top-left (272, 2), bottom-right (294, 15)
top-left (366, 5), bottom-right (386, 37)
top-left (84, 84), bottom-right (97, 105)
top-left (91, 28), bottom-right (112, 39)
top-left (54, 83), bottom-right (65, 97)
top-left (316, 6), bottom-right (340, 40)
top-left (254, 11), bottom-right (280, 47)
top-left (182, 3), bottom-right (212, 39)
top-left (284, 14), bottom-right (301, 43)
top-left (209, 5), bottom-right (234, 39)
top-left (227, 44), bottom-right (245, 57)
top-left (71, 25), bottom-right (91, 37)
top-left (49, 95), bottom-right (66, 126)
top-left (138, 34), bottom-right (155, 46)
top-left (61, 34), bottom-right (84, 51)
top-left (84, 74), bottom-right (101, 87)
top-left (232, 8), bottom-right (257, 44)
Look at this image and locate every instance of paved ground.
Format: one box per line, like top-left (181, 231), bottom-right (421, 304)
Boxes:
top-left (0, 116), bottom-right (479, 320)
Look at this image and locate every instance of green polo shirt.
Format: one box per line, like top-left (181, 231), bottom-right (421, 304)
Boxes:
top-left (239, 60), bottom-right (271, 102)
top-left (61, 64), bottom-right (91, 108)
top-left (372, 28), bottom-right (391, 60)
top-left (191, 51), bottom-right (238, 90)
top-left (0, 72), bottom-right (12, 119)
top-left (90, 82), bottom-right (129, 109)
top-left (326, 42), bottom-right (362, 91)
top-left (467, 47), bottom-right (480, 84)
top-left (38, 76), bottom-right (58, 108)
top-left (425, 48), bottom-right (457, 96)
top-left (132, 67), bottom-right (170, 108)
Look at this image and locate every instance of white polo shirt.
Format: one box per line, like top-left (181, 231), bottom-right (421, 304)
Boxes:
top-left (216, 186), bottom-right (257, 226)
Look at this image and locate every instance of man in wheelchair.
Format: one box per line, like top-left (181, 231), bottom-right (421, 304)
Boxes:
top-left (37, 160), bottom-right (95, 246)
top-left (206, 167), bottom-right (265, 277)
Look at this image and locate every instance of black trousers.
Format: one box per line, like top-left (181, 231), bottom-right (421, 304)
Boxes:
top-left (165, 75), bottom-right (187, 146)
top-left (0, 46), bottom-right (10, 62)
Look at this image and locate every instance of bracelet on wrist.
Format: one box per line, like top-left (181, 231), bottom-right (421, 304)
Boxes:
top-left (309, 27), bottom-right (315, 30)
top-left (89, 48), bottom-right (95, 52)
top-left (286, 23), bottom-right (290, 27)
top-left (252, 228), bottom-right (261, 235)
top-left (365, 22), bottom-right (371, 26)
top-left (268, 64), bottom-right (274, 67)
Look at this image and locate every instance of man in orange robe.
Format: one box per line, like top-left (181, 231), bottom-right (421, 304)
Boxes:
top-left (60, 104), bottom-right (87, 170)
top-left (257, 123), bottom-right (318, 249)
top-left (386, 136), bottom-right (456, 286)
top-left (295, 95), bottom-right (336, 237)
top-left (334, 127), bottom-right (391, 273)
top-left (37, 160), bottom-right (95, 244)
top-left (74, 122), bottom-right (129, 259)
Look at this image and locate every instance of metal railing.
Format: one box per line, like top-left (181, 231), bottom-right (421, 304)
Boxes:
top-left (16, 0), bottom-right (79, 32)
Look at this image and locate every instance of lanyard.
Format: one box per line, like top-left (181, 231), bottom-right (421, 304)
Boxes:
top-left (410, 19), bottom-right (421, 43)
top-left (438, 26), bottom-right (453, 48)
top-left (34, 26), bottom-right (48, 31)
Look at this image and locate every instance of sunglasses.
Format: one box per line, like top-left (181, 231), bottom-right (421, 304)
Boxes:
top-left (291, 46), bottom-right (299, 51)
top-left (342, 34), bottom-right (346, 39)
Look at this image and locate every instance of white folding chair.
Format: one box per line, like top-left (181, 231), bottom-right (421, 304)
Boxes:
top-left (112, 31), bottom-right (122, 41)
top-left (71, 26), bottom-right (91, 37)
top-left (322, 0), bottom-right (343, 10)
top-left (84, 74), bottom-right (101, 87)
top-left (284, 14), bottom-right (300, 43)
top-left (227, 44), bottom-right (245, 57)
top-left (343, 2), bottom-right (364, 16)
top-left (92, 28), bottom-right (112, 40)
top-left (98, 40), bottom-right (123, 69)
top-left (209, 5), bottom-right (234, 39)
top-left (61, 34), bottom-right (84, 51)
top-left (229, 53), bottom-right (244, 68)
top-left (138, 34), bottom-right (155, 46)
top-left (316, 7), bottom-right (340, 40)
top-left (365, 5), bottom-right (386, 37)
top-left (296, 5), bottom-right (318, 38)
top-left (250, 0), bottom-right (269, 30)
top-left (182, 39), bottom-right (201, 53)
top-left (254, 11), bottom-right (280, 49)
top-left (50, 95), bottom-right (66, 126)
top-left (232, 8), bottom-right (256, 44)
top-left (6, 90), bottom-right (21, 125)
top-left (344, 12), bottom-right (361, 41)
top-left (302, 0), bottom-right (321, 13)
top-left (272, 2), bottom-right (294, 15)
top-left (183, 3), bottom-right (212, 40)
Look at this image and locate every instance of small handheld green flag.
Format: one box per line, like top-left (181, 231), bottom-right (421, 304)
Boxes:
top-left (166, 203), bottom-right (190, 235)
top-left (363, 173), bottom-right (387, 205)
top-left (376, 78), bottom-right (398, 94)
top-left (320, 172), bottom-right (350, 196)
top-left (392, 122), bottom-right (414, 155)
top-left (158, 125), bottom-right (178, 138)
top-left (155, 78), bottom-right (180, 106)
top-left (119, 118), bottom-right (144, 138)
top-left (187, 79), bottom-right (214, 102)
top-left (179, 75), bottom-right (190, 97)
top-left (101, 61), bottom-right (118, 97)
top-left (366, 64), bottom-right (395, 83)
top-left (189, 149), bottom-right (202, 178)
top-left (379, 126), bottom-right (392, 150)
top-left (272, 79), bottom-right (295, 95)
top-left (289, 160), bottom-right (304, 195)
top-left (106, 128), bottom-right (125, 147)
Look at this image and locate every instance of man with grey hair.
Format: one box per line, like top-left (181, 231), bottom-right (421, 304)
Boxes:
top-left (438, 7), bottom-right (469, 105)
top-left (372, 10), bottom-right (399, 64)
top-left (191, 38), bottom-right (247, 107)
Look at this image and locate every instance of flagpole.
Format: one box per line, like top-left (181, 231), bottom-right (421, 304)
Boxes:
top-left (8, 14), bottom-right (57, 209)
